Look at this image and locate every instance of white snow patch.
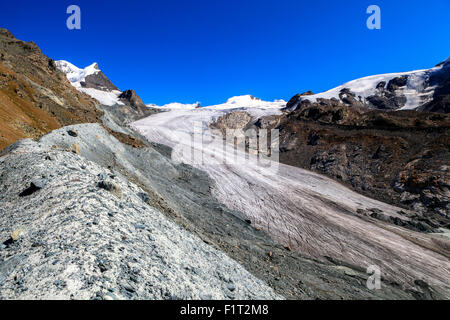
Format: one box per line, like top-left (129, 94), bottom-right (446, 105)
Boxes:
top-left (78, 88), bottom-right (124, 107)
top-left (56, 60), bottom-right (124, 106)
top-left (148, 102), bottom-right (201, 110)
top-left (147, 95), bottom-right (286, 118)
top-left (205, 95), bottom-right (286, 118)
top-left (55, 60), bottom-right (100, 88)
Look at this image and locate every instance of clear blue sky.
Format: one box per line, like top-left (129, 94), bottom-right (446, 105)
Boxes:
top-left (1, 0), bottom-right (449, 105)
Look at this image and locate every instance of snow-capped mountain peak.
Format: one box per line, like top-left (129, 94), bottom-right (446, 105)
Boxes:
top-left (56, 60), bottom-right (154, 118)
top-left (146, 95), bottom-right (286, 117)
top-left (286, 58), bottom-right (449, 113)
top-left (203, 95), bottom-right (286, 118)
top-left (55, 60), bottom-right (100, 88)
top-left (56, 60), bottom-right (124, 106)
top-left (226, 95), bottom-right (261, 105)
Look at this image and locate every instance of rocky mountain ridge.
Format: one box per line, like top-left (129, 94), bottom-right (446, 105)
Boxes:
top-left (1, 27), bottom-right (449, 300)
top-left (55, 60), bottom-right (119, 92)
top-left (209, 58), bottom-right (449, 221)
top-left (285, 58), bottom-right (450, 113)
top-left (0, 28), bottom-right (101, 150)
top-left (55, 60), bottom-right (158, 121)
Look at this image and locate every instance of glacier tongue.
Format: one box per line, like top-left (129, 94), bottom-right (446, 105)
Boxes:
top-left (56, 60), bottom-right (124, 106)
top-left (131, 105), bottom-right (450, 298)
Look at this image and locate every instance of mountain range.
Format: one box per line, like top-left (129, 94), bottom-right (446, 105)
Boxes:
top-left (0, 27), bottom-right (449, 300)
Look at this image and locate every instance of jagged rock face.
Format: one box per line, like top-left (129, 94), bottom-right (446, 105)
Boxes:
top-left (117, 90), bottom-right (158, 120)
top-left (365, 76), bottom-right (408, 110)
top-left (81, 69), bottom-right (119, 92)
top-left (210, 111), bottom-right (252, 136)
top-left (260, 101), bottom-right (450, 221)
top-left (0, 138), bottom-right (282, 300)
top-left (119, 90), bottom-right (145, 111)
top-left (420, 60), bottom-right (450, 113)
top-left (0, 28), bottom-right (100, 150)
top-left (393, 146), bottom-right (450, 218)
top-left (0, 28), bottom-right (14, 39)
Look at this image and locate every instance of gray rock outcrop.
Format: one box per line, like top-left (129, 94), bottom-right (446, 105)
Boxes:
top-left (0, 139), bottom-right (281, 300)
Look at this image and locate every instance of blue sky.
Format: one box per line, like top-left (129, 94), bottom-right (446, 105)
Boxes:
top-left (1, 0), bottom-right (449, 105)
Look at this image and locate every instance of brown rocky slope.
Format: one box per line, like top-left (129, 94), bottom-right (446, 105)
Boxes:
top-left (0, 28), bottom-right (103, 150)
top-left (0, 28), bottom-right (156, 151)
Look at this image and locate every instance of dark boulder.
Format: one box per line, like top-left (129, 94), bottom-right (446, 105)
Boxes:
top-left (118, 90), bottom-right (149, 116)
